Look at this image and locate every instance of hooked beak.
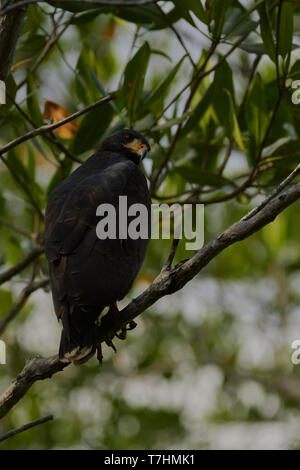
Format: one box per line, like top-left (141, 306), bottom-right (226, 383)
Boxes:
top-left (139, 143), bottom-right (150, 160)
top-left (124, 139), bottom-right (150, 161)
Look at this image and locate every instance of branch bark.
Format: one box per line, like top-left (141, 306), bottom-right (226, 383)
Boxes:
top-left (0, 414), bottom-right (53, 442)
top-left (1, 181), bottom-right (300, 419)
top-left (0, 0), bottom-right (27, 81)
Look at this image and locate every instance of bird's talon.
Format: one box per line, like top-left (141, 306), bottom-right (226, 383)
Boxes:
top-left (116, 328), bottom-right (127, 340)
top-left (127, 320), bottom-right (137, 331)
top-left (105, 338), bottom-right (117, 353)
top-left (97, 345), bottom-right (103, 366)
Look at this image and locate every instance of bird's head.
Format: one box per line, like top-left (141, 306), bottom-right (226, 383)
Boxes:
top-left (100, 129), bottom-right (150, 164)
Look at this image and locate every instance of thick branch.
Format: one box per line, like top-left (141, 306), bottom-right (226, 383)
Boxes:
top-left (1, 181), bottom-right (300, 419)
top-left (0, 0), bottom-right (26, 81)
top-left (0, 356), bottom-right (67, 419)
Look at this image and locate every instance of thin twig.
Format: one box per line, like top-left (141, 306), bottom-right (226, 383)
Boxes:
top-left (218, 55), bottom-right (261, 176)
top-left (17, 12), bottom-right (75, 90)
top-left (0, 216), bottom-right (32, 239)
top-left (150, 30), bottom-right (253, 192)
top-left (155, 4), bottom-right (197, 71)
top-left (7, 92), bottom-right (82, 164)
top-left (242, 161), bottom-right (300, 222)
top-left (0, 245), bottom-right (44, 286)
top-left (0, 154), bottom-right (44, 219)
top-left (0, 278), bottom-right (49, 336)
top-left (0, 414), bottom-right (53, 443)
top-left (0, 95), bottom-right (113, 157)
top-left (161, 238), bottom-right (180, 271)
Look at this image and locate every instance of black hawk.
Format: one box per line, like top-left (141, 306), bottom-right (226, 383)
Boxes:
top-left (45, 129), bottom-right (151, 364)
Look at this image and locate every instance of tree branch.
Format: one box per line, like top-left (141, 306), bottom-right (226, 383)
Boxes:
top-left (7, 92), bottom-right (82, 164)
top-left (0, 0), bottom-right (27, 81)
top-left (0, 414), bottom-right (53, 442)
top-left (0, 278), bottom-right (49, 336)
top-left (0, 245), bottom-right (44, 286)
top-left (0, 216), bottom-right (32, 239)
top-left (0, 95), bottom-right (113, 157)
top-left (1, 181), bottom-right (300, 419)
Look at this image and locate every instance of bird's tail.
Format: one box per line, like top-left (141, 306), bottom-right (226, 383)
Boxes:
top-left (59, 306), bottom-right (99, 364)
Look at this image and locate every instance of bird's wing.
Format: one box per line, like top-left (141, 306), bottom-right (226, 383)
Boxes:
top-left (45, 160), bottom-right (135, 263)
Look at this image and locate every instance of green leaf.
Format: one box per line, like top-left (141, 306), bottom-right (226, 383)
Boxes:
top-left (72, 102), bottom-right (114, 155)
top-left (150, 49), bottom-right (172, 63)
top-left (70, 9), bottom-right (103, 24)
top-left (6, 150), bottom-right (30, 184)
top-left (239, 41), bottom-right (299, 55)
top-left (171, 0), bottom-right (196, 27)
top-left (262, 138), bottom-right (300, 163)
top-left (224, 89), bottom-right (245, 152)
top-left (212, 60), bottom-right (235, 136)
top-left (26, 73), bottom-right (43, 126)
top-left (181, 84), bottom-right (214, 137)
top-left (75, 46), bottom-right (101, 105)
top-left (143, 56), bottom-right (186, 113)
top-left (46, 160), bottom-right (73, 197)
top-left (245, 74), bottom-right (269, 149)
top-left (259, 2), bottom-right (276, 61)
top-left (223, 8), bottom-right (257, 38)
top-left (188, 0), bottom-right (207, 24)
top-left (151, 113), bottom-right (191, 132)
top-left (210, 0), bottom-right (233, 38)
top-left (238, 41), bottom-right (266, 55)
top-left (26, 147), bottom-right (36, 182)
top-left (118, 42), bottom-right (151, 124)
top-left (18, 33), bottom-right (46, 55)
top-left (151, 7), bottom-right (182, 30)
top-left (278, 0), bottom-right (294, 58)
top-left (48, 1), bottom-right (99, 12)
top-left (0, 288), bottom-right (13, 318)
top-left (175, 166), bottom-right (233, 187)
top-left (113, 5), bottom-right (164, 26)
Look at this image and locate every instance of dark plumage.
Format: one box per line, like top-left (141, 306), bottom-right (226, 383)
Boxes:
top-left (45, 129), bottom-right (151, 364)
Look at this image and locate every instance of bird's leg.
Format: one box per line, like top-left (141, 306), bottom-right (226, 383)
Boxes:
top-left (106, 302), bottom-right (138, 340)
top-left (96, 344), bottom-right (103, 367)
top-left (127, 320), bottom-right (137, 331)
top-left (106, 302), bottom-right (126, 340)
top-left (105, 338), bottom-right (117, 352)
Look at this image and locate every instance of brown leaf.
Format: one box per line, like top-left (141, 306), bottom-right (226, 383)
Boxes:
top-left (43, 100), bottom-right (78, 139)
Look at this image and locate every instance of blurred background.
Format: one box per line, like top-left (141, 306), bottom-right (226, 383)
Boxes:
top-left (1, 0), bottom-right (300, 450)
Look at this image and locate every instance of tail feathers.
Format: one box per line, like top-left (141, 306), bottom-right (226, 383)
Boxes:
top-left (59, 308), bottom-right (98, 364)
